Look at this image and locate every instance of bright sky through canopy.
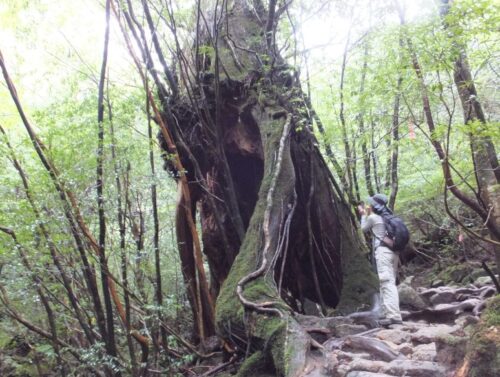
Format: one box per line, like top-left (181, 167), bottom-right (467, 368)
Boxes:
top-left (0, 0), bottom-right (442, 120)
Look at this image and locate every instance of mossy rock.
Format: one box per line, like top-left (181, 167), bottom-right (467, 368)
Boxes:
top-left (435, 334), bottom-right (468, 367)
top-left (469, 268), bottom-right (488, 282)
top-left (436, 263), bottom-right (470, 284)
top-left (462, 295), bottom-right (500, 377)
top-left (482, 294), bottom-right (500, 328)
top-left (237, 351), bottom-right (274, 377)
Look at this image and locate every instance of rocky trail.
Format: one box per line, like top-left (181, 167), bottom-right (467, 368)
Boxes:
top-left (193, 274), bottom-right (498, 377)
top-left (294, 275), bottom-right (499, 377)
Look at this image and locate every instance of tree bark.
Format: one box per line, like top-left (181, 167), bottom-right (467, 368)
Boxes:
top-left (117, 1), bottom-right (377, 373)
top-left (339, 25), bottom-right (357, 205)
top-left (388, 74), bottom-right (402, 211)
top-left (108, 97), bottom-right (139, 373)
top-left (358, 42), bottom-right (374, 197)
top-left (146, 81), bottom-right (169, 357)
top-left (440, 0), bottom-right (500, 273)
top-left (96, 1), bottom-right (119, 369)
top-left (370, 118), bottom-right (382, 193)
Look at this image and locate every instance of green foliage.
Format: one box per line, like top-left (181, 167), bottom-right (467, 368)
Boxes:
top-left (0, 1), bottom-right (185, 374)
top-left (305, 0), bottom-right (498, 212)
top-left (0, 0), bottom-right (499, 373)
top-left (79, 342), bottom-right (122, 373)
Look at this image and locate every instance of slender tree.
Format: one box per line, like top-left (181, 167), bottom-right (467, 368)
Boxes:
top-left (440, 0), bottom-right (500, 272)
top-left (358, 42), bottom-right (375, 197)
top-left (96, 1), bottom-right (120, 370)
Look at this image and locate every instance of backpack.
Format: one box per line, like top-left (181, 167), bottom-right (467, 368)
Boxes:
top-left (379, 213), bottom-right (410, 252)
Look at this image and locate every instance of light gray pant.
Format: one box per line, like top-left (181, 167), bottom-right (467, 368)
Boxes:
top-left (375, 246), bottom-right (402, 321)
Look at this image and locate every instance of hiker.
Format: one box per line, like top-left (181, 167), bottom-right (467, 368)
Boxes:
top-left (358, 193), bottom-right (403, 326)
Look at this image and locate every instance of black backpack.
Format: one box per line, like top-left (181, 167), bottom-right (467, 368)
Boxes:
top-left (379, 213), bottom-right (410, 252)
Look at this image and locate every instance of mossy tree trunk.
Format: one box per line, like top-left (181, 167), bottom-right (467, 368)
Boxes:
top-left (118, 0), bottom-right (377, 373)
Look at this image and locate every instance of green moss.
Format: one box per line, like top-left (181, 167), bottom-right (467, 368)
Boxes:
top-left (237, 351), bottom-right (274, 377)
top-left (438, 334), bottom-right (468, 347)
top-left (244, 315), bottom-right (308, 376)
top-left (467, 331), bottom-right (499, 377)
top-left (335, 211), bottom-right (378, 314)
top-left (215, 235), bottom-right (259, 330)
top-left (464, 295), bottom-right (500, 377)
top-left (243, 280), bottom-right (277, 302)
top-left (216, 91), bottom-right (377, 376)
top-left (482, 294), bottom-right (500, 327)
top-left (436, 264), bottom-right (470, 284)
top-left (216, 110), bottom-right (289, 335)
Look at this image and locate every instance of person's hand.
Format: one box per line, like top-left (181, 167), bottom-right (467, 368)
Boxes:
top-left (365, 205), bottom-right (372, 215)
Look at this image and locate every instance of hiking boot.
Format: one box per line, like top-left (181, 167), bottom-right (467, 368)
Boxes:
top-left (377, 318), bottom-right (403, 327)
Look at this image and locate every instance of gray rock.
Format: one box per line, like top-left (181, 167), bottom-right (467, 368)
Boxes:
top-left (411, 343), bottom-right (437, 361)
top-left (403, 275), bottom-right (415, 285)
top-left (346, 358), bottom-right (446, 377)
top-left (430, 279), bottom-right (444, 288)
top-left (302, 353), bottom-right (331, 377)
top-left (375, 329), bottom-right (412, 345)
top-left (344, 335), bottom-right (403, 362)
top-left (454, 314), bottom-right (479, 328)
top-left (435, 335), bottom-right (467, 367)
top-left (398, 283), bottom-right (427, 310)
top-left (295, 314), bottom-right (353, 330)
top-left (346, 372), bottom-right (395, 377)
top-left (336, 350), bottom-right (372, 361)
top-left (346, 359), bottom-right (391, 374)
top-left (386, 359), bottom-right (446, 377)
top-left (203, 335), bottom-right (221, 352)
top-left (303, 298), bottom-right (321, 316)
top-left (335, 324), bottom-right (370, 337)
top-left (323, 338), bottom-right (345, 351)
top-left (396, 343), bottom-right (414, 356)
top-left (411, 324), bottom-right (457, 344)
top-left (474, 275), bottom-right (499, 287)
top-left (469, 268), bottom-right (488, 281)
top-left (429, 291), bottom-right (456, 306)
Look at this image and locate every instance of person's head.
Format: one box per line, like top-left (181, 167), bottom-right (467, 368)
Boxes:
top-left (367, 193), bottom-right (388, 214)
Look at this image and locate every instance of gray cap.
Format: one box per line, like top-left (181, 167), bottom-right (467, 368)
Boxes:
top-left (367, 193), bottom-right (388, 209)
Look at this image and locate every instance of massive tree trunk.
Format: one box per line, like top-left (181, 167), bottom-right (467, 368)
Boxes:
top-left (118, 0), bottom-right (377, 373)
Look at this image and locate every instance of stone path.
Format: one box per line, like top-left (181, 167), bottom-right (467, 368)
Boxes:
top-left (300, 276), bottom-right (497, 377)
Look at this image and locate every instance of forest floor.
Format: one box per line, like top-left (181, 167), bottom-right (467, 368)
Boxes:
top-left (196, 258), bottom-right (499, 377)
top-left (301, 274), bottom-right (498, 377)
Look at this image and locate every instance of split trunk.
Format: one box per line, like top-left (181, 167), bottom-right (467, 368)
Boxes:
top-left (150, 1), bottom-right (376, 373)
